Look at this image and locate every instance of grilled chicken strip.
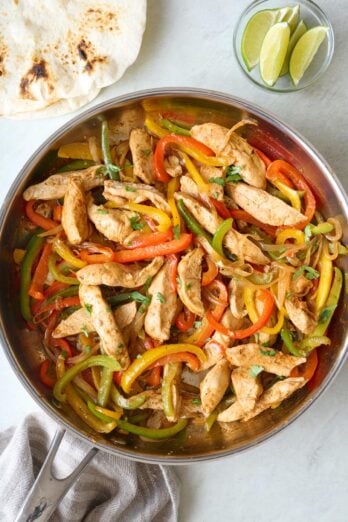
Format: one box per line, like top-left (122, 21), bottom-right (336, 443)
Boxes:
top-left (231, 367), bottom-right (263, 413)
top-left (144, 260), bottom-right (177, 342)
top-left (87, 198), bottom-right (137, 245)
top-left (76, 257), bottom-right (164, 287)
top-left (200, 359), bottom-right (231, 416)
top-left (285, 297), bottom-right (317, 334)
top-left (61, 179), bottom-right (89, 245)
top-left (191, 122), bottom-right (266, 189)
top-left (139, 392), bottom-right (202, 418)
top-left (79, 285), bottom-right (129, 368)
top-left (103, 180), bottom-right (171, 214)
top-left (229, 279), bottom-right (247, 319)
top-left (23, 166), bottom-right (103, 201)
top-left (129, 128), bottom-right (154, 184)
top-left (177, 248), bottom-right (205, 316)
top-left (226, 182), bottom-right (306, 227)
top-left (225, 343), bottom-right (306, 377)
top-left (174, 192), bottom-right (221, 235)
top-left (52, 302), bottom-right (137, 338)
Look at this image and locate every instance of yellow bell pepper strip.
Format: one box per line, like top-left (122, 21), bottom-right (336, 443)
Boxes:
top-left (13, 248), bottom-right (26, 264)
top-left (145, 116), bottom-right (169, 138)
top-left (95, 405), bottom-right (122, 420)
top-left (48, 253), bottom-right (80, 285)
top-left (65, 388), bottom-right (117, 433)
top-left (54, 355), bottom-right (121, 402)
top-left (272, 180), bottom-right (302, 212)
top-left (167, 177), bottom-right (181, 234)
top-left (212, 218), bottom-right (233, 257)
top-left (106, 201), bottom-right (172, 232)
top-left (161, 118), bottom-right (191, 136)
top-left (87, 400), bottom-right (120, 424)
top-left (52, 238), bottom-right (87, 269)
top-left (276, 229), bottom-right (305, 245)
top-left (97, 368), bottom-right (114, 407)
top-left (243, 287), bottom-right (284, 335)
top-left (110, 384), bottom-right (147, 410)
top-left (57, 159), bottom-right (95, 172)
top-left (57, 142), bottom-right (98, 160)
top-left (312, 267), bottom-right (343, 337)
top-left (20, 234), bottom-right (45, 322)
top-left (180, 151), bottom-right (210, 192)
top-left (116, 418), bottom-right (188, 440)
top-left (315, 249), bottom-right (333, 311)
top-left (121, 344), bottom-right (206, 394)
top-left (101, 119), bottom-right (121, 181)
top-left (162, 363), bottom-right (179, 420)
top-left (177, 199), bottom-right (212, 242)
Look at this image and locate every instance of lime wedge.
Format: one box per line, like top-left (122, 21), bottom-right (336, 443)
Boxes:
top-left (289, 26), bottom-right (329, 85)
top-left (241, 9), bottom-right (279, 71)
top-left (260, 22), bottom-right (291, 86)
top-left (277, 4), bottom-right (300, 33)
top-left (280, 19), bottom-right (307, 76)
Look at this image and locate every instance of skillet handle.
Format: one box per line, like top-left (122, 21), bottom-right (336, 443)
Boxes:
top-left (15, 426), bottom-right (98, 522)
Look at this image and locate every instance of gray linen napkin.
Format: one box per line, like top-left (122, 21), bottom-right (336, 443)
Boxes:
top-left (0, 412), bottom-right (180, 521)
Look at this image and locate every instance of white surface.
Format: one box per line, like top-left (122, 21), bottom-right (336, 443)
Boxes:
top-left (0, 1), bottom-right (347, 520)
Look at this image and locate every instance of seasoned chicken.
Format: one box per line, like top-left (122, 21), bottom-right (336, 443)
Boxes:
top-left (224, 228), bottom-right (270, 265)
top-left (79, 285), bottom-right (129, 368)
top-left (61, 179), bottom-right (89, 245)
top-left (139, 391), bottom-right (202, 418)
top-left (290, 275), bottom-right (313, 297)
top-left (87, 198), bottom-right (136, 245)
top-left (217, 399), bottom-right (244, 423)
top-left (174, 192), bottom-right (221, 235)
top-left (76, 257), bottom-right (164, 287)
top-left (52, 302), bottom-right (137, 338)
top-left (191, 122), bottom-right (266, 189)
top-left (285, 297), bottom-right (317, 334)
top-left (177, 248), bottom-right (205, 316)
top-left (22, 166), bottom-right (103, 201)
top-left (226, 182), bottom-right (306, 227)
top-left (225, 343), bottom-right (306, 377)
top-left (144, 260), bottom-right (177, 342)
top-left (229, 279), bottom-right (247, 319)
top-left (103, 180), bottom-right (171, 214)
top-left (164, 155), bottom-right (183, 177)
top-left (129, 128), bottom-right (154, 184)
top-left (200, 359), bottom-right (231, 416)
top-left (179, 175), bottom-right (200, 198)
top-left (109, 108), bottom-right (145, 144)
top-left (198, 237), bottom-right (243, 278)
top-left (231, 367), bottom-right (263, 413)
top-left (180, 166), bottom-right (224, 201)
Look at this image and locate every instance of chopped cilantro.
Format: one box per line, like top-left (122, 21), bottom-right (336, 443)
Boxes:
top-left (194, 320), bottom-right (202, 328)
top-left (292, 265), bottom-right (319, 281)
top-left (141, 148), bottom-right (151, 157)
top-left (261, 341), bottom-right (270, 347)
top-left (96, 166), bottom-right (107, 178)
top-left (212, 191), bottom-right (219, 199)
top-left (81, 325), bottom-right (89, 337)
top-left (319, 304), bottom-right (337, 324)
top-left (191, 398), bottom-right (201, 405)
top-left (130, 215), bottom-right (144, 230)
top-left (142, 276), bottom-right (153, 294)
top-left (61, 350), bottom-right (68, 359)
top-left (156, 292), bottom-right (166, 304)
top-left (173, 224), bottom-right (180, 240)
top-left (97, 164), bottom-right (121, 180)
top-left (97, 208), bottom-right (108, 215)
top-left (260, 348), bottom-right (276, 357)
top-left (225, 165), bottom-right (242, 183)
top-left (125, 185), bottom-right (137, 192)
top-left (185, 283), bottom-right (192, 290)
top-left (84, 345), bottom-right (91, 354)
top-left (249, 365), bottom-right (264, 378)
top-left (84, 304), bottom-right (93, 315)
top-left (130, 291), bottom-right (151, 305)
top-left (208, 177), bottom-right (225, 186)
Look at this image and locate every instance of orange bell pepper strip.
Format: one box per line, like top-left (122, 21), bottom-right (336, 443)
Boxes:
top-left (291, 349), bottom-right (318, 382)
top-left (175, 308), bottom-right (195, 332)
top-left (79, 244), bottom-right (114, 264)
top-left (253, 147), bottom-right (272, 167)
top-left (112, 234), bottom-right (192, 263)
top-left (28, 242), bottom-right (52, 300)
top-left (53, 205), bottom-right (63, 222)
top-left (146, 366), bottom-right (162, 387)
top-left (167, 253), bottom-right (178, 292)
top-left (229, 209), bottom-right (277, 237)
top-left (25, 200), bottom-right (58, 231)
top-left (39, 359), bottom-right (56, 389)
top-left (201, 257), bottom-right (219, 287)
top-left (209, 198), bottom-right (231, 219)
top-left (149, 352), bottom-right (200, 372)
top-left (39, 296), bottom-right (81, 314)
top-left (126, 229), bottom-right (173, 249)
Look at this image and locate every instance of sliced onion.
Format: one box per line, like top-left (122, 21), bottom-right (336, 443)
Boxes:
top-left (326, 217), bottom-right (343, 242)
top-left (88, 136), bottom-right (101, 163)
top-left (38, 225), bottom-right (63, 237)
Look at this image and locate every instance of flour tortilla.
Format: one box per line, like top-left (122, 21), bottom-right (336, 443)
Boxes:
top-left (0, 0), bottom-right (146, 117)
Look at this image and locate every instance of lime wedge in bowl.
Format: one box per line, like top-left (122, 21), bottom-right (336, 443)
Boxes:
top-left (277, 4), bottom-right (300, 33)
top-left (260, 22), bottom-right (290, 86)
top-left (280, 19), bottom-right (307, 76)
top-left (289, 26), bottom-right (329, 85)
top-left (241, 9), bottom-right (279, 71)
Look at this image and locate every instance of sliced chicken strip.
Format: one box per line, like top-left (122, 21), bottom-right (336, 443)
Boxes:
top-left (191, 122), bottom-right (266, 189)
top-left (290, 275), bottom-right (313, 297)
top-left (229, 279), bottom-right (247, 319)
top-left (217, 399), bottom-right (244, 423)
top-left (139, 391), bottom-right (202, 418)
top-left (144, 260), bottom-right (177, 342)
top-left (177, 248), bottom-right (205, 316)
top-left (164, 155), bottom-right (183, 177)
top-left (200, 359), bottom-right (231, 416)
top-left (285, 297), bottom-right (317, 334)
top-left (180, 175), bottom-right (200, 198)
top-left (200, 165), bottom-right (224, 200)
top-left (77, 257), bottom-right (164, 287)
top-left (174, 192), bottom-right (221, 235)
top-left (79, 285), bottom-right (129, 369)
top-left (23, 166), bottom-right (103, 201)
top-left (129, 128), bottom-right (154, 184)
top-left (61, 179), bottom-right (89, 245)
top-left (226, 182), bottom-right (306, 227)
top-left (87, 198), bottom-right (136, 245)
top-left (52, 302), bottom-right (137, 339)
top-left (231, 367), bottom-right (263, 413)
top-left (103, 180), bottom-right (171, 214)
top-left (225, 343), bottom-right (306, 377)
top-left (224, 228), bottom-right (269, 265)
top-left (198, 237), bottom-right (244, 278)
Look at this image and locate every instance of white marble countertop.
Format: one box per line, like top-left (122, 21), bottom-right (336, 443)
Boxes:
top-left (0, 1), bottom-right (347, 520)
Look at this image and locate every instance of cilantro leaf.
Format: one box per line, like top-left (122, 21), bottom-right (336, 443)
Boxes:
top-left (319, 304), bottom-right (337, 324)
top-left (156, 292), bottom-right (166, 304)
top-left (84, 345), bottom-right (91, 354)
top-left (81, 325), bottom-right (89, 337)
top-left (125, 185), bottom-right (137, 192)
top-left (106, 164), bottom-right (122, 180)
top-left (208, 177), bottom-right (225, 186)
top-left (130, 215), bottom-right (144, 231)
top-left (194, 320), bottom-right (202, 328)
top-left (97, 208), bottom-right (108, 215)
top-left (249, 365), bottom-right (264, 378)
top-left (225, 165), bottom-right (242, 183)
top-left (130, 291), bottom-right (151, 305)
top-left (173, 224), bottom-right (180, 240)
top-left (141, 148), bottom-right (151, 157)
top-left (292, 265), bottom-right (319, 281)
top-left (84, 304), bottom-right (93, 315)
top-left (260, 348), bottom-right (276, 357)
top-left (191, 398), bottom-right (201, 405)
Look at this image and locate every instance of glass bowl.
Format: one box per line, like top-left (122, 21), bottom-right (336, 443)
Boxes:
top-left (233, 0), bottom-right (334, 92)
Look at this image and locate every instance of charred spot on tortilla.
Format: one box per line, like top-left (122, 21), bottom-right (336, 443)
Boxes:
top-left (77, 39), bottom-right (106, 73)
top-left (19, 59), bottom-right (52, 99)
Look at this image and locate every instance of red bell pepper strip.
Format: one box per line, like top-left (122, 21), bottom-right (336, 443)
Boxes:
top-left (202, 256), bottom-right (219, 287)
top-left (52, 338), bottom-right (74, 358)
top-left (154, 135), bottom-right (215, 182)
top-left (28, 242), bottom-right (52, 300)
top-left (229, 209), bottom-right (277, 237)
top-left (267, 160), bottom-right (316, 227)
top-left (150, 352), bottom-right (200, 372)
top-left (112, 234), bottom-right (192, 263)
top-left (43, 281), bottom-right (69, 299)
top-left (175, 308), bottom-right (195, 332)
top-left (39, 359), bottom-right (56, 389)
top-left (39, 296), bottom-right (81, 314)
top-left (113, 371), bottom-right (123, 386)
top-left (209, 198), bottom-right (231, 219)
top-left (291, 349), bottom-right (318, 382)
top-left (80, 244), bottom-right (114, 264)
top-left (126, 229), bottom-right (173, 249)
top-left (253, 147), bottom-right (272, 167)
top-left (25, 200), bottom-right (58, 231)
top-left (53, 205), bottom-right (63, 222)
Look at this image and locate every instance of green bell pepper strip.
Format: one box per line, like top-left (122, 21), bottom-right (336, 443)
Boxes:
top-left (126, 412), bottom-right (149, 425)
top-left (48, 253), bottom-right (80, 285)
top-left (57, 160), bottom-right (95, 173)
top-left (162, 363), bottom-right (179, 420)
top-left (280, 329), bottom-right (302, 356)
top-left (20, 234), bottom-right (44, 322)
top-left (306, 222), bottom-right (334, 238)
top-left (87, 400), bottom-right (117, 423)
top-left (43, 286), bottom-right (79, 306)
top-left (160, 118), bottom-right (191, 136)
top-left (300, 336), bottom-right (331, 351)
top-left (67, 385), bottom-right (116, 433)
top-left (101, 119), bottom-right (121, 181)
top-left (212, 218), bottom-right (233, 258)
top-left (107, 293), bottom-right (133, 307)
top-left (177, 199), bottom-right (212, 242)
top-left (110, 384), bottom-right (147, 410)
top-left (116, 418), bottom-right (188, 440)
top-left (97, 368), bottom-right (114, 407)
top-left (205, 410), bottom-right (218, 432)
top-left (54, 355), bottom-right (121, 402)
top-left (309, 267), bottom-right (343, 338)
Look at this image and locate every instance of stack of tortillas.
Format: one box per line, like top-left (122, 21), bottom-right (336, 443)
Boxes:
top-left (0, 0), bottom-right (146, 119)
